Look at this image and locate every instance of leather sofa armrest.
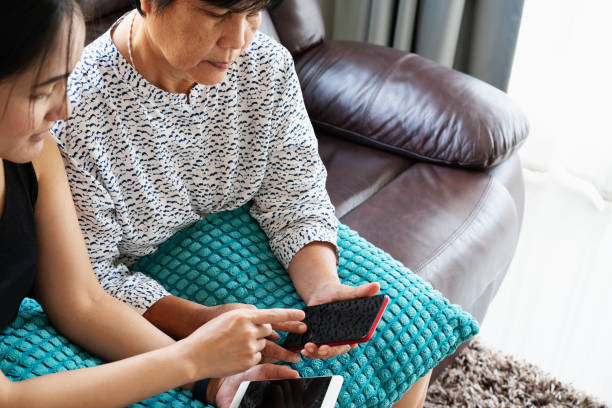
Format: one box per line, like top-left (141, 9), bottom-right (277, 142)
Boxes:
top-left (295, 41), bottom-right (529, 169)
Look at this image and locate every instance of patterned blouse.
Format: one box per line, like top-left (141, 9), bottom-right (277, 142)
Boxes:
top-left (51, 28), bottom-right (338, 314)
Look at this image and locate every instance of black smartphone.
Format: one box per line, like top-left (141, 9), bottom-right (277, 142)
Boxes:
top-left (229, 376), bottom-right (344, 408)
top-left (282, 294), bottom-right (389, 351)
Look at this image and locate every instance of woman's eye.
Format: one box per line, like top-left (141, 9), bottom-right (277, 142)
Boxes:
top-left (30, 93), bottom-right (51, 101)
top-left (204, 9), bottom-right (260, 19)
top-left (204, 10), bottom-right (226, 18)
top-left (31, 82), bottom-right (59, 101)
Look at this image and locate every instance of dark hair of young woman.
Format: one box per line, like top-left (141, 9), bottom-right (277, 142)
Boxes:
top-left (0, 1), bottom-right (82, 83)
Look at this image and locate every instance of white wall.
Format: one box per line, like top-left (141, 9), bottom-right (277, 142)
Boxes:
top-left (479, 0), bottom-right (612, 403)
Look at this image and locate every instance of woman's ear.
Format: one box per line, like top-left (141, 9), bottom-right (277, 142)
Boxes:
top-left (139, 0), bottom-right (153, 16)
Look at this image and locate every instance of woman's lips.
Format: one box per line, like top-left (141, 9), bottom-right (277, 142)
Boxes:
top-left (207, 61), bottom-right (231, 70)
top-left (30, 132), bottom-right (47, 142)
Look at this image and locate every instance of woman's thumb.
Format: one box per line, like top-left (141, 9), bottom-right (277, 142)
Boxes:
top-left (344, 282), bottom-right (380, 298)
top-left (260, 363), bottom-right (300, 379)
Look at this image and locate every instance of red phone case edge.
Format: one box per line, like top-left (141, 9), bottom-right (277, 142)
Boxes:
top-left (286, 295), bottom-right (390, 352)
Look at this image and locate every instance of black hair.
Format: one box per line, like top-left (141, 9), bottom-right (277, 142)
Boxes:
top-left (133, 0), bottom-right (281, 16)
top-left (0, 0), bottom-right (83, 82)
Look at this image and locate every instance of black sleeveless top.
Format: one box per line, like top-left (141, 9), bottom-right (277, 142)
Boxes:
top-left (0, 160), bottom-right (38, 331)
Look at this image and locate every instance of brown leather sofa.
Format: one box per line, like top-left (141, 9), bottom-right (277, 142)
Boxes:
top-left (81, 0), bottom-right (528, 382)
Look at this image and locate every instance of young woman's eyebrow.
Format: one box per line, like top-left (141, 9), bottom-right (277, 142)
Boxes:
top-left (35, 72), bottom-right (70, 88)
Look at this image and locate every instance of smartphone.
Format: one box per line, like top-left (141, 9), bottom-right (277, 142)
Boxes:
top-left (229, 375), bottom-right (344, 408)
top-left (282, 294), bottom-right (389, 351)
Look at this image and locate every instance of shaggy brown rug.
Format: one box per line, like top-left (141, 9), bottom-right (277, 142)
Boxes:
top-left (425, 337), bottom-right (609, 407)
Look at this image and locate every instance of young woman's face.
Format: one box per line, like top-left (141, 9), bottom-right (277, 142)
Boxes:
top-left (143, 0), bottom-right (263, 85)
top-left (0, 12), bottom-right (84, 163)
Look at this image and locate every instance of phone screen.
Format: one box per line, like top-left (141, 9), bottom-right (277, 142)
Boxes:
top-left (282, 294), bottom-right (388, 350)
top-left (238, 377), bottom-right (332, 408)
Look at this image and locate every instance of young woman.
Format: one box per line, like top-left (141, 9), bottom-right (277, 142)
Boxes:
top-left (52, 0), bottom-right (432, 406)
top-left (0, 1), bottom-right (307, 407)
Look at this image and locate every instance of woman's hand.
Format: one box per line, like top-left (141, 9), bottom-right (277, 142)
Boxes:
top-left (206, 304), bottom-right (306, 364)
top-left (200, 302), bottom-right (257, 321)
top-left (301, 281), bottom-right (380, 360)
top-left (286, 242), bottom-right (380, 359)
top-left (144, 296), bottom-right (306, 364)
top-left (211, 364), bottom-right (300, 408)
top-left (180, 308), bottom-right (304, 379)
top-left (199, 303), bottom-right (307, 364)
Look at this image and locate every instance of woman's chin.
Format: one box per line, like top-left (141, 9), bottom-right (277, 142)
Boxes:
top-left (4, 139), bottom-right (46, 164)
top-left (190, 64), bottom-right (229, 86)
top-left (196, 74), bottom-right (227, 86)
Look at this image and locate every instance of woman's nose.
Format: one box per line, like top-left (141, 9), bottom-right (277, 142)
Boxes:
top-left (217, 15), bottom-right (247, 50)
top-left (45, 95), bottom-right (72, 122)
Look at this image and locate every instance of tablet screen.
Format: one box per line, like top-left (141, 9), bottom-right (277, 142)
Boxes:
top-left (238, 377), bottom-right (332, 408)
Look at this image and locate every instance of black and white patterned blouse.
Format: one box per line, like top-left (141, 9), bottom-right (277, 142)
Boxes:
top-left (51, 28), bottom-right (338, 314)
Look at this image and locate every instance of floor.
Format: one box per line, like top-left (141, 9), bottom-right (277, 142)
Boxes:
top-left (478, 169), bottom-right (612, 404)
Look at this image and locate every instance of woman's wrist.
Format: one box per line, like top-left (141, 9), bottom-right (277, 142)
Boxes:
top-left (144, 295), bottom-right (210, 339)
top-left (207, 377), bottom-right (222, 405)
top-left (303, 281), bottom-right (341, 305)
top-left (172, 338), bottom-right (210, 384)
top-left (288, 242), bottom-right (340, 304)
top-left (189, 378), bottom-right (210, 403)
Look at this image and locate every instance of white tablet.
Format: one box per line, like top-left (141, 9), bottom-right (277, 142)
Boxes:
top-left (229, 375), bottom-right (344, 408)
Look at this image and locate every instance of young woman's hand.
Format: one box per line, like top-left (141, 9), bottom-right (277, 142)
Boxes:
top-left (201, 304), bottom-right (307, 364)
top-left (211, 364), bottom-right (300, 408)
top-left (301, 281), bottom-right (380, 360)
top-left (180, 308), bottom-right (305, 379)
top-left (197, 302), bottom-right (307, 363)
top-left (144, 296), bottom-right (307, 364)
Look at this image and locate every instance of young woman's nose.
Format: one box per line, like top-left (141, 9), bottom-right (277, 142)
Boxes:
top-left (45, 93), bottom-right (72, 122)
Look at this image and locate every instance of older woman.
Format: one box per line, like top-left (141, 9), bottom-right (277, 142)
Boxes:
top-left (52, 0), bottom-right (432, 406)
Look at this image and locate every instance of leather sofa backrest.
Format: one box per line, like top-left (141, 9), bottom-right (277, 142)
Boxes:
top-left (80, 0), bottom-right (324, 55)
top-left (268, 0), bottom-right (325, 55)
top-left (81, 0), bottom-right (130, 20)
top-left (259, 11), bottom-right (281, 42)
top-left (81, 0), bottom-right (132, 43)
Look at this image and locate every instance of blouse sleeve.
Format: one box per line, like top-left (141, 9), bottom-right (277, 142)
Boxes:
top-left (249, 49), bottom-right (339, 270)
top-left (51, 121), bottom-right (171, 315)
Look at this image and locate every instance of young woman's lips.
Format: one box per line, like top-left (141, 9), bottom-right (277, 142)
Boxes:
top-left (208, 61), bottom-right (231, 70)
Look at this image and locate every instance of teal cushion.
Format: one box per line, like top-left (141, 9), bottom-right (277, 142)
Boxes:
top-left (0, 298), bottom-right (203, 407)
top-left (133, 204), bottom-right (479, 407)
top-left (0, 204), bottom-right (478, 407)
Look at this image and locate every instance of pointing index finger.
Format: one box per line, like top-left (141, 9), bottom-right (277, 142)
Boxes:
top-left (250, 308), bottom-right (305, 325)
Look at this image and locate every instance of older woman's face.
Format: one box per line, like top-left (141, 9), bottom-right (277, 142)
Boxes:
top-left (144, 0), bottom-right (262, 85)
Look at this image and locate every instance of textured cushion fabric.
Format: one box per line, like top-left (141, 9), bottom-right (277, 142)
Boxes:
top-left (0, 298), bottom-right (204, 407)
top-left (0, 205), bottom-right (478, 407)
top-left (133, 204), bottom-right (479, 407)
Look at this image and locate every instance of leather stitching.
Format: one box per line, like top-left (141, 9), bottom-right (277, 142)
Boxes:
top-left (312, 120), bottom-right (479, 168)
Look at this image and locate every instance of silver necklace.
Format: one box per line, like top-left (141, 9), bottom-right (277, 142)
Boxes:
top-left (127, 10), bottom-right (136, 68)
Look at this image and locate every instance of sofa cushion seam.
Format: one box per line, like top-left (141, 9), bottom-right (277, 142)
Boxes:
top-left (414, 176), bottom-right (494, 273)
top-left (312, 120), bottom-right (487, 169)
